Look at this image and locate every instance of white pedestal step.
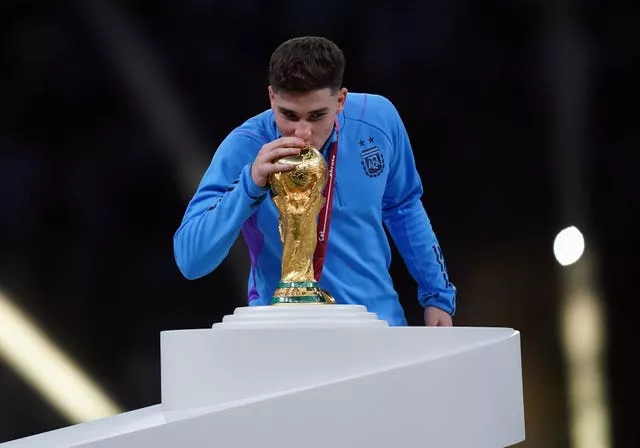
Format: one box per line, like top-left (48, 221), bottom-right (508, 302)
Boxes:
top-left (212, 304), bottom-right (389, 329)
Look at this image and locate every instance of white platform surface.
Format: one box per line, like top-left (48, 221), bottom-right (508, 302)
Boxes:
top-left (1, 305), bottom-right (525, 448)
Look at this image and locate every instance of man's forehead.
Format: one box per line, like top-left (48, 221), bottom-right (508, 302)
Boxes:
top-left (273, 89), bottom-right (334, 112)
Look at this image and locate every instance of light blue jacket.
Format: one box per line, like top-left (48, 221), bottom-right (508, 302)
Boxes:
top-left (174, 92), bottom-right (456, 326)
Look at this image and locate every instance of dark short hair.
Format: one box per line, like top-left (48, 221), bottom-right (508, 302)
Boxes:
top-left (269, 36), bottom-right (345, 93)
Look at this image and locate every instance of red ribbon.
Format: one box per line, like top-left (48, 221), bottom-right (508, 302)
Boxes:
top-left (313, 120), bottom-right (339, 282)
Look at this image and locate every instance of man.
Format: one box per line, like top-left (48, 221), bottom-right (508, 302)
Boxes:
top-left (173, 36), bottom-right (456, 326)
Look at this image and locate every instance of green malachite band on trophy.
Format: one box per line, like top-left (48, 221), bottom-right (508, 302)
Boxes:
top-left (271, 294), bottom-right (326, 304)
top-left (277, 281), bottom-right (319, 289)
top-left (271, 281), bottom-right (326, 305)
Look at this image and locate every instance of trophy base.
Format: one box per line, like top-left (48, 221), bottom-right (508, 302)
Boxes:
top-left (271, 281), bottom-right (335, 305)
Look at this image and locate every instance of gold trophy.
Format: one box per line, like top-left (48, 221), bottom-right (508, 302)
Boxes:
top-left (268, 146), bottom-right (335, 305)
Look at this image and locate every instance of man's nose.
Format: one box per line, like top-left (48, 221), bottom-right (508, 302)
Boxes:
top-left (294, 125), bottom-right (311, 143)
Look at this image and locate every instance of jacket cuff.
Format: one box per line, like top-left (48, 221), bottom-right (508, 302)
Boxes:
top-left (241, 163), bottom-right (270, 200)
top-left (420, 291), bottom-right (456, 316)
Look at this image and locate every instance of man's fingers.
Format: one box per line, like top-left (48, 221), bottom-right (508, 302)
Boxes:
top-left (424, 306), bottom-right (453, 327)
top-left (264, 163), bottom-right (296, 175)
top-left (252, 137), bottom-right (305, 186)
top-left (269, 147), bottom-right (302, 161)
top-left (426, 316), bottom-right (439, 326)
top-left (278, 136), bottom-right (306, 147)
top-left (257, 147), bottom-right (301, 165)
top-left (264, 137), bottom-right (305, 152)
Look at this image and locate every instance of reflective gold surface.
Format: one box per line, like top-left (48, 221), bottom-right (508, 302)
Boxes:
top-left (269, 146), bottom-right (335, 304)
top-left (270, 146), bottom-right (328, 283)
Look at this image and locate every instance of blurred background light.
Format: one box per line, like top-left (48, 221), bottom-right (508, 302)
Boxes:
top-left (0, 289), bottom-right (122, 424)
top-left (553, 226), bottom-right (585, 267)
top-left (561, 284), bottom-right (610, 448)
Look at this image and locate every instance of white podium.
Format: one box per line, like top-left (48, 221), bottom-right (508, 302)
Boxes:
top-left (1, 305), bottom-right (525, 447)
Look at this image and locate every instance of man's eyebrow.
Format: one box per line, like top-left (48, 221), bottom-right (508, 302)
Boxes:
top-left (277, 106), bottom-right (329, 115)
top-left (277, 106), bottom-right (297, 115)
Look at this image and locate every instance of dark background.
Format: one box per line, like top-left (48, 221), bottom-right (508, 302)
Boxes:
top-left (1, 0), bottom-right (638, 446)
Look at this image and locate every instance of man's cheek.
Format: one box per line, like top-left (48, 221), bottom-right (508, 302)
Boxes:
top-left (277, 124), bottom-right (294, 137)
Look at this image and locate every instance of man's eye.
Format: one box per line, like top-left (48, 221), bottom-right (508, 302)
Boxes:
top-left (284, 113), bottom-right (298, 121)
top-left (309, 113), bottom-right (325, 121)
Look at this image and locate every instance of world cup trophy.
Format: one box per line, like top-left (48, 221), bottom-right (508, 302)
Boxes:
top-left (268, 146), bottom-right (336, 305)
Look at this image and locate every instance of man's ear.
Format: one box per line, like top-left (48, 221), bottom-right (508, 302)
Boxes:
top-left (268, 85), bottom-right (276, 108)
top-left (336, 87), bottom-right (348, 113)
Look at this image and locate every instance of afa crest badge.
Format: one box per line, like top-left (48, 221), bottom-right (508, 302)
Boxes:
top-left (360, 146), bottom-right (385, 177)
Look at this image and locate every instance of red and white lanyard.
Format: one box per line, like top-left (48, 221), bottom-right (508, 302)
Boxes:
top-left (313, 119), bottom-right (339, 282)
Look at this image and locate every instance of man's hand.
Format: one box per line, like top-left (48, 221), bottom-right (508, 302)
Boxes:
top-left (251, 137), bottom-right (305, 187)
top-left (424, 306), bottom-right (453, 326)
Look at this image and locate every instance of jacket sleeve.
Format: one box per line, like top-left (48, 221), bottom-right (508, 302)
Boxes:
top-left (379, 98), bottom-right (457, 315)
top-left (173, 130), bottom-right (269, 280)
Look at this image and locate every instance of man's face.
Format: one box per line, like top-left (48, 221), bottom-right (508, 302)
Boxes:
top-left (269, 86), bottom-right (347, 150)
